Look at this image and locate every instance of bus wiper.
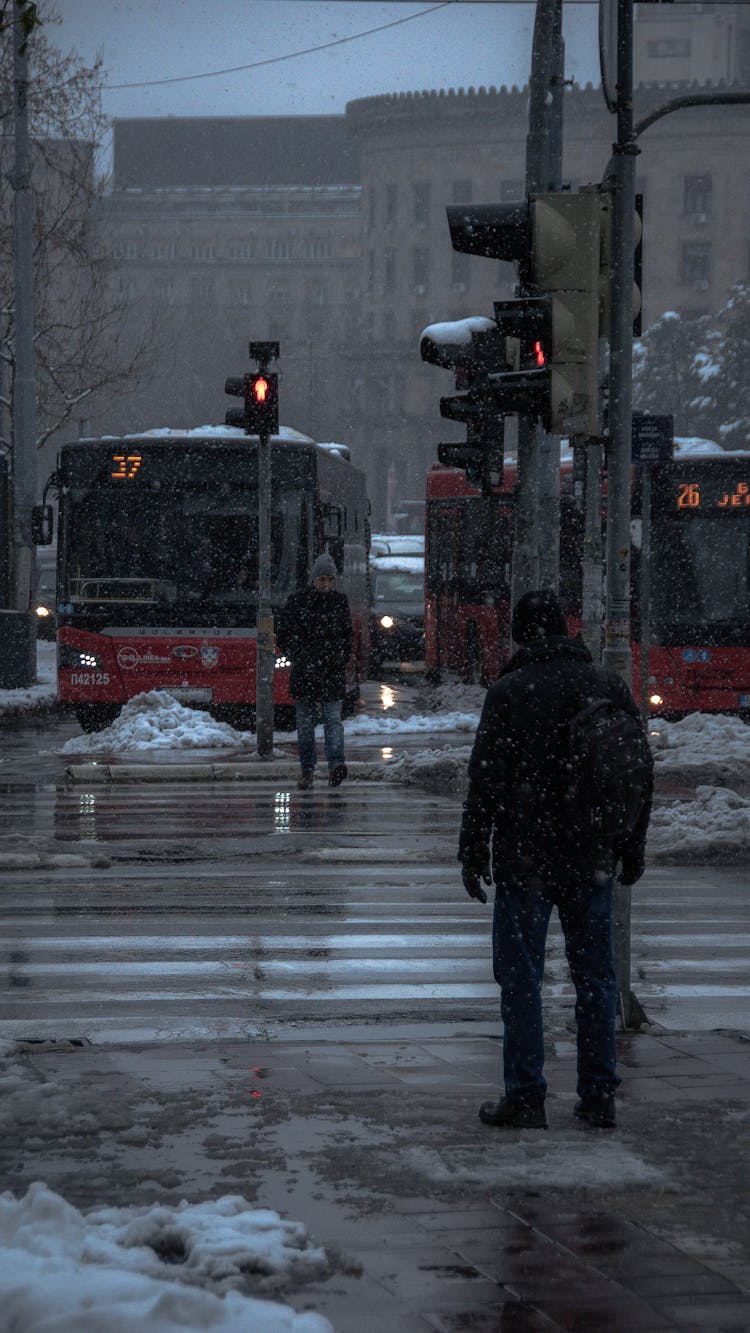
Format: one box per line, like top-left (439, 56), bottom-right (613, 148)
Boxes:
top-left (70, 577), bottom-right (178, 605)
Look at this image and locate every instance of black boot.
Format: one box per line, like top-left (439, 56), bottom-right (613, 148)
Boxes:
top-left (479, 1095), bottom-right (547, 1129)
top-left (574, 1093), bottom-right (616, 1128)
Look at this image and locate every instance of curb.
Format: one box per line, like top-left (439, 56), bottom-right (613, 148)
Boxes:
top-left (65, 760), bottom-right (378, 784)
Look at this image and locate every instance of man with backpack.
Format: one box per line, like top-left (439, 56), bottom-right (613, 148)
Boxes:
top-left (459, 590), bottom-right (653, 1131)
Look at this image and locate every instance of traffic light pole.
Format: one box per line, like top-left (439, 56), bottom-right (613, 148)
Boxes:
top-left (603, 0), bottom-right (648, 1030)
top-left (256, 427), bottom-right (275, 759)
top-left (10, 14), bottom-right (38, 674)
top-left (603, 0), bottom-right (637, 689)
top-left (224, 343), bottom-right (279, 760)
top-left (512, 0), bottom-right (563, 614)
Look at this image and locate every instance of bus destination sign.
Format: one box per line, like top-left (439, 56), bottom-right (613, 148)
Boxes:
top-left (677, 479), bottom-right (750, 510)
top-left (111, 453), bottom-right (142, 480)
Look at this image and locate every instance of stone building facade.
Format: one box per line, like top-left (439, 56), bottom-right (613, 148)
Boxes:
top-left (95, 7), bottom-right (750, 527)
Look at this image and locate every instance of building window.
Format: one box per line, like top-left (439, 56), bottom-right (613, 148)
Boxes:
top-left (451, 251), bottom-right (470, 291)
top-left (302, 238), bottom-right (332, 260)
top-left (384, 310), bottom-right (396, 342)
top-left (413, 247), bottom-right (429, 293)
top-left (647, 39), bottom-right (691, 58)
top-left (452, 179), bottom-right (473, 203)
top-left (367, 250), bottom-right (375, 292)
top-left (414, 182), bottom-right (430, 227)
top-left (190, 243), bottom-right (217, 261)
top-left (500, 179), bottom-right (524, 202)
top-left (683, 175), bottom-right (712, 220)
top-left (267, 238), bottom-right (292, 260)
top-left (227, 243), bottom-right (253, 260)
top-left (153, 276), bottom-right (175, 304)
top-left (152, 241), bottom-right (177, 261)
top-left (681, 242), bottom-right (711, 288)
top-left (190, 276), bottom-right (215, 302)
top-left (385, 183), bottom-right (397, 225)
top-left (384, 248), bottom-right (396, 293)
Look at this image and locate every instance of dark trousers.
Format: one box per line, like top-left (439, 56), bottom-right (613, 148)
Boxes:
top-left (492, 874), bottom-right (619, 1102)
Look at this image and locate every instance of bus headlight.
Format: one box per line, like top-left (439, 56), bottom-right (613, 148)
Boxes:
top-left (59, 645), bottom-right (103, 670)
top-left (649, 693), bottom-right (664, 707)
top-left (379, 615), bottom-right (395, 630)
top-left (35, 605), bottom-right (51, 618)
top-left (274, 654), bottom-right (291, 670)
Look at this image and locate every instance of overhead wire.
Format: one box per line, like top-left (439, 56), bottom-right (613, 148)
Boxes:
top-left (103, 2), bottom-right (453, 90)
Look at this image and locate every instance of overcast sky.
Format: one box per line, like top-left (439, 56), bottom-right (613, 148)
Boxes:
top-left (46, 1), bottom-right (601, 124)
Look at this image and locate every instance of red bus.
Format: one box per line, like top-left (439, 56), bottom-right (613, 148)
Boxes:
top-left (46, 427), bottom-right (370, 732)
top-left (425, 448), bottom-right (750, 719)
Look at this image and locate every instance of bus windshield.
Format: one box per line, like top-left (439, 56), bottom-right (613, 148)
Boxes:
top-left (652, 512), bottom-right (750, 630)
top-left (61, 444), bottom-right (311, 614)
top-left (650, 463), bottom-right (750, 641)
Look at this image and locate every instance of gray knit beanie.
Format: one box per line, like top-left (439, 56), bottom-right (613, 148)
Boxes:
top-left (311, 552), bottom-right (337, 580)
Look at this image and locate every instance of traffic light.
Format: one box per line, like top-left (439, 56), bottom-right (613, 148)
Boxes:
top-left (225, 371), bottom-right (279, 436)
top-left (447, 189), bottom-right (613, 434)
top-left (420, 318), bottom-right (508, 491)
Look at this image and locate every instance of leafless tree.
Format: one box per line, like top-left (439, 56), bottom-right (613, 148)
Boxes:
top-left (0, 2), bottom-right (156, 456)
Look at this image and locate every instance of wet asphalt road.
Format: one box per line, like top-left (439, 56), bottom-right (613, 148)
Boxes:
top-left (1, 707), bottom-right (749, 1043)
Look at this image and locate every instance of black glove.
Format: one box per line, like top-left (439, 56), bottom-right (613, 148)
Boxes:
top-left (617, 848), bottom-right (645, 887)
top-left (461, 859), bottom-right (492, 904)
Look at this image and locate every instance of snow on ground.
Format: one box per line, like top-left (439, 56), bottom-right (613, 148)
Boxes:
top-left (649, 711), bottom-right (750, 786)
top-left (0, 640), bottom-right (56, 719)
top-left (0, 1042), bottom-right (333, 1332)
top-left (0, 1183), bottom-right (333, 1332)
top-left (59, 689), bottom-right (482, 756)
top-left (60, 691), bottom-right (254, 755)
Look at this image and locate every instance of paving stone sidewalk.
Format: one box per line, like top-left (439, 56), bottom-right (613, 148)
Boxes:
top-left (6, 1024), bottom-right (749, 1332)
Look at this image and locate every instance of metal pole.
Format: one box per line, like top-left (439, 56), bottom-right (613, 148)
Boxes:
top-left (603, 0), bottom-right (644, 1029)
top-left (639, 465), bottom-right (652, 722)
top-left (603, 0), bottom-right (637, 687)
top-left (536, 0), bottom-right (564, 594)
top-left (581, 436), bottom-right (604, 664)
top-left (511, 0), bottom-right (560, 620)
top-left (256, 431), bottom-right (275, 757)
top-left (11, 12), bottom-right (38, 632)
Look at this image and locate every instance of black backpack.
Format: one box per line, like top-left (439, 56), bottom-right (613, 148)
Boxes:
top-left (568, 697), bottom-right (652, 840)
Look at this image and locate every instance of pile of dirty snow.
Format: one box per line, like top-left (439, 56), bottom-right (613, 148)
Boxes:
top-left (60, 691), bottom-right (253, 755)
top-left (650, 712), bottom-right (750, 787)
top-left (648, 785), bottom-right (750, 863)
top-left (0, 1181), bottom-right (332, 1333)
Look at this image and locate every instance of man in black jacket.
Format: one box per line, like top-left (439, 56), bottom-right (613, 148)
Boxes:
top-left (459, 590), bottom-right (652, 1130)
top-left (277, 553), bottom-right (354, 790)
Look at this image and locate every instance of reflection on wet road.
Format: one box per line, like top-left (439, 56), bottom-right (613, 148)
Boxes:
top-left (1, 717), bottom-right (749, 1041)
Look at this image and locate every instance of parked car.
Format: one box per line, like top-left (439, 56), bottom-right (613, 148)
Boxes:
top-left (370, 532), bottom-right (424, 559)
top-left (369, 554), bottom-right (425, 673)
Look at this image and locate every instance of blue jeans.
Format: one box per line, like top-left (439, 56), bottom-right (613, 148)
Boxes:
top-left (492, 875), bottom-right (619, 1102)
top-left (295, 698), bottom-right (345, 773)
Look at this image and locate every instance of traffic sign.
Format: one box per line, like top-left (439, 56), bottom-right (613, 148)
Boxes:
top-left (632, 413), bottom-right (674, 464)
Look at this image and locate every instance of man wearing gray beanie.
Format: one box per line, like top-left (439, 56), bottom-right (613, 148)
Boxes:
top-left (276, 552), bottom-right (353, 789)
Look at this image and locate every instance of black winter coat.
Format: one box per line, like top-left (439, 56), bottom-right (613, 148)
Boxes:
top-left (458, 635), bottom-right (653, 887)
top-left (276, 586), bottom-right (353, 702)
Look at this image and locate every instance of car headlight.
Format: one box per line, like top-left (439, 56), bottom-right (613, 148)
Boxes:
top-left (379, 615), bottom-right (395, 630)
top-left (35, 605), bottom-right (51, 618)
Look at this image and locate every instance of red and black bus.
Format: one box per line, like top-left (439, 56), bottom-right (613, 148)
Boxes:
top-left (425, 447), bottom-right (750, 718)
top-left (48, 427), bottom-right (370, 731)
